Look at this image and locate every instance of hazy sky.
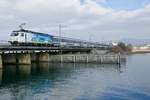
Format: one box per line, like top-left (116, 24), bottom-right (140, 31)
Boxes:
top-left (0, 0), bottom-right (150, 42)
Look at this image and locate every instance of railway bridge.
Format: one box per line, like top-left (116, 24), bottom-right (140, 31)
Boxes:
top-left (0, 44), bottom-right (124, 70)
top-left (0, 45), bottom-right (107, 68)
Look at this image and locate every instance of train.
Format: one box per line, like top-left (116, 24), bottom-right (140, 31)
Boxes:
top-left (9, 29), bottom-right (53, 46)
top-left (9, 28), bottom-right (110, 48)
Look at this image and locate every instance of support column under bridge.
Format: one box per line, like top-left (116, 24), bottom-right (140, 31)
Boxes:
top-left (17, 53), bottom-right (31, 64)
top-left (37, 52), bottom-right (50, 62)
top-left (0, 55), bottom-right (2, 69)
top-left (2, 53), bottom-right (31, 65)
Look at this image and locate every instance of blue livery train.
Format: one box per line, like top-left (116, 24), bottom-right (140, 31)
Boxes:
top-left (9, 28), bottom-right (109, 48)
top-left (9, 29), bottom-right (53, 46)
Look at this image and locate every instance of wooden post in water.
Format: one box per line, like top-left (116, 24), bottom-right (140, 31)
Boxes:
top-left (101, 56), bottom-right (103, 64)
top-left (86, 55), bottom-right (89, 63)
top-left (118, 53), bottom-right (121, 65)
top-left (73, 55), bottom-right (76, 63)
top-left (47, 54), bottom-right (124, 64)
top-left (60, 55), bottom-right (63, 63)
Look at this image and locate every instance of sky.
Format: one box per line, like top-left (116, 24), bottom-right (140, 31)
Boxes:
top-left (0, 0), bottom-right (150, 42)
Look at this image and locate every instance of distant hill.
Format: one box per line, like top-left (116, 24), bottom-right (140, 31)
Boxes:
top-left (121, 38), bottom-right (150, 46)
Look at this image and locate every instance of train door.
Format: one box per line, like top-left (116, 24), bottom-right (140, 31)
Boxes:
top-left (19, 32), bottom-right (26, 43)
top-left (25, 33), bottom-right (27, 43)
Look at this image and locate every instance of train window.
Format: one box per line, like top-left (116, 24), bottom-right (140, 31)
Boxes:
top-left (21, 33), bottom-right (24, 37)
top-left (14, 33), bottom-right (19, 36)
top-left (11, 32), bottom-right (19, 36)
top-left (10, 33), bottom-right (14, 36)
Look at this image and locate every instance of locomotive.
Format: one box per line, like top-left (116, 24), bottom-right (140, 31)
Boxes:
top-left (9, 29), bottom-right (53, 46)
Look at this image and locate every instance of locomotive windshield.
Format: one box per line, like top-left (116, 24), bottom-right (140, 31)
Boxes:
top-left (11, 32), bottom-right (19, 36)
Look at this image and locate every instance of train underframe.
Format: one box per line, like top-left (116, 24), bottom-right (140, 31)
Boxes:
top-left (9, 41), bottom-right (54, 47)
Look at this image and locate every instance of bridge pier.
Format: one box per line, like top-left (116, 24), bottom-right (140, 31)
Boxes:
top-left (0, 55), bottom-right (2, 69)
top-left (37, 52), bottom-right (50, 62)
top-left (17, 53), bottom-right (31, 65)
top-left (3, 53), bottom-right (31, 65)
top-left (2, 54), bottom-right (16, 64)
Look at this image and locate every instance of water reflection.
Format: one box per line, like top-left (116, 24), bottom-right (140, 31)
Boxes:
top-left (1, 65), bottom-right (31, 85)
top-left (31, 63), bottom-right (50, 74)
top-left (0, 63), bottom-right (125, 86)
top-left (0, 70), bottom-right (2, 85)
top-left (38, 63), bottom-right (49, 74)
top-left (0, 55), bottom-right (150, 100)
top-left (18, 65), bottom-right (31, 78)
top-left (0, 63), bottom-right (125, 100)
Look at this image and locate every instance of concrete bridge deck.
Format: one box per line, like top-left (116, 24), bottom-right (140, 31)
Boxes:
top-left (0, 45), bottom-right (92, 53)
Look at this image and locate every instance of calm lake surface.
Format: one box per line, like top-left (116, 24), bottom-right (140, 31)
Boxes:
top-left (0, 54), bottom-right (150, 100)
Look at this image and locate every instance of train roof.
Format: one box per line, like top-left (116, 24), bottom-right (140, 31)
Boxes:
top-left (13, 29), bottom-right (52, 37)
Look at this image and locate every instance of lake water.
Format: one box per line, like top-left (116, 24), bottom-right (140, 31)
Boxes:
top-left (0, 54), bottom-right (150, 100)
